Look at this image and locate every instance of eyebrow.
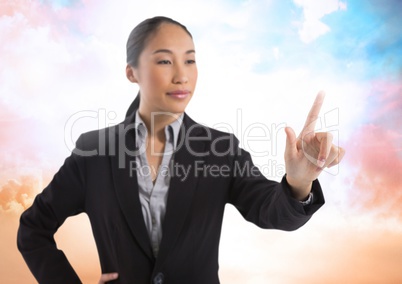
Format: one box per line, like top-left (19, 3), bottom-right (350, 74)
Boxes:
top-left (152, 49), bottom-right (195, 55)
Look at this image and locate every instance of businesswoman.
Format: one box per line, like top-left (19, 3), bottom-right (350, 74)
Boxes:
top-left (18, 16), bottom-right (344, 284)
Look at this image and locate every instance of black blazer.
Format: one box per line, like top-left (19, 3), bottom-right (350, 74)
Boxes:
top-left (17, 110), bottom-right (324, 284)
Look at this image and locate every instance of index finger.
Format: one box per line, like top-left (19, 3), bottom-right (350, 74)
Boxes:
top-left (300, 91), bottom-right (325, 137)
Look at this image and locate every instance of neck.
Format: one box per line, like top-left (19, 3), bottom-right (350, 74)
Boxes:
top-left (138, 108), bottom-right (182, 140)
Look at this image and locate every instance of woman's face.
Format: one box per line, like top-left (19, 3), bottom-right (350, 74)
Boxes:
top-left (128, 23), bottom-right (198, 117)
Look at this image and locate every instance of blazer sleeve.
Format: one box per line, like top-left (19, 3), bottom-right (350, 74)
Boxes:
top-left (17, 135), bottom-right (87, 284)
top-left (227, 136), bottom-right (325, 231)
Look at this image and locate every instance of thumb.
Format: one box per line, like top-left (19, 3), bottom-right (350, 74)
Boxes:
top-left (284, 126), bottom-right (297, 158)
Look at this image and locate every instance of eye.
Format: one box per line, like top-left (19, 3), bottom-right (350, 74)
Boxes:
top-left (186, 59), bottom-right (196, 64)
top-left (157, 60), bottom-right (171, 65)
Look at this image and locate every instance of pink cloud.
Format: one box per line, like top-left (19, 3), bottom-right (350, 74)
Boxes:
top-left (344, 79), bottom-right (402, 218)
top-left (0, 0), bottom-right (89, 40)
top-left (0, 177), bottom-right (39, 214)
top-left (0, 104), bottom-right (44, 161)
top-left (369, 80), bottom-right (402, 127)
top-left (0, 102), bottom-right (56, 214)
top-left (1, 1), bottom-right (47, 25)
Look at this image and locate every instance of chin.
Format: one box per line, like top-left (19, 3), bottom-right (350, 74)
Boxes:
top-left (164, 101), bottom-right (190, 114)
top-left (166, 106), bottom-right (187, 115)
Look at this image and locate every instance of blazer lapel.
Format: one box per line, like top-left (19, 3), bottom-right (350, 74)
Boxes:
top-left (110, 112), bottom-right (154, 260)
top-left (156, 114), bottom-right (207, 266)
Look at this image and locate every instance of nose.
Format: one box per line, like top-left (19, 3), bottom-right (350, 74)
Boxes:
top-left (173, 64), bottom-right (188, 84)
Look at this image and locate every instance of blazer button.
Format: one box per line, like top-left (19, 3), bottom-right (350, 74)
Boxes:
top-left (153, 272), bottom-right (164, 284)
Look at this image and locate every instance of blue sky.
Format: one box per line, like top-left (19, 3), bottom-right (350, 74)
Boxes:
top-left (322, 0), bottom-right (402, 79)
top-left (34, 0), bottom-right (402, 81)
top-left (40, 0), bottom-right (80, 8)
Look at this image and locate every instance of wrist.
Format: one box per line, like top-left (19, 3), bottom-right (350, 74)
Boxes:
top-left (285, 174), bottom-right (313, 201)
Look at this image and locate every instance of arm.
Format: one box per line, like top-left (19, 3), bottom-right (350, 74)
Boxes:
top-left (228, 92), bottom-right (344, 230)
top-left (228, 139), bottom-right (324, 231)
top-left (17, 136), bottom-right (87, 284)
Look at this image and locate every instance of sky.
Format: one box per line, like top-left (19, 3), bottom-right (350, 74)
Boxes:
top-left (1, 0), bottom-right (402, 283)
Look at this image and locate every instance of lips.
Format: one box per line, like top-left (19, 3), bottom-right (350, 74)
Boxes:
top-left (167, 90), bottom-right (191, 99)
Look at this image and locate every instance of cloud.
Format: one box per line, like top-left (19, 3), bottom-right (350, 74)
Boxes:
top-left (218, 206), bottom-right (402, 283)
top-left (0, 0), bottom-right (134, 127)
top-left (0, 176), bottom-right (40, 214)
top-left (293, 0), bottom-right (347, 43)
top-left (0, 104), bottom-right (54, 216)
top-left (369, 80), bottom-right (402, 129)
top-left (346, 125), bottom-right (402, 217)
top-left (343, 79), bottom-right (402, 219)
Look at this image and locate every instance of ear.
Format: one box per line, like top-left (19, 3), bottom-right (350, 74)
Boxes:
top-left (126, 65), bottom-right (138, 83)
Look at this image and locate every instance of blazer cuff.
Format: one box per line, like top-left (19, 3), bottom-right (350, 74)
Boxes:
top-left (281, 175), bottom-right (325, 216)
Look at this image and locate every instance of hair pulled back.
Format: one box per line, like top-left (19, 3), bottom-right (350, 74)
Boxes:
top-left (125, 16), bottom-right (192, 117)
top-left (126, 16), bottom-right (192, 67)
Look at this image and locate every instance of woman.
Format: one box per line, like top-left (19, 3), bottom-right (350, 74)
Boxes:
top-left (18, 16), bottom-right (344, 284)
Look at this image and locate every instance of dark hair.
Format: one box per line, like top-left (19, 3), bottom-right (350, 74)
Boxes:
top-left (126, 16), bottom-right (192, 67)
top-left (125, 17), bottom-right (193, 117)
